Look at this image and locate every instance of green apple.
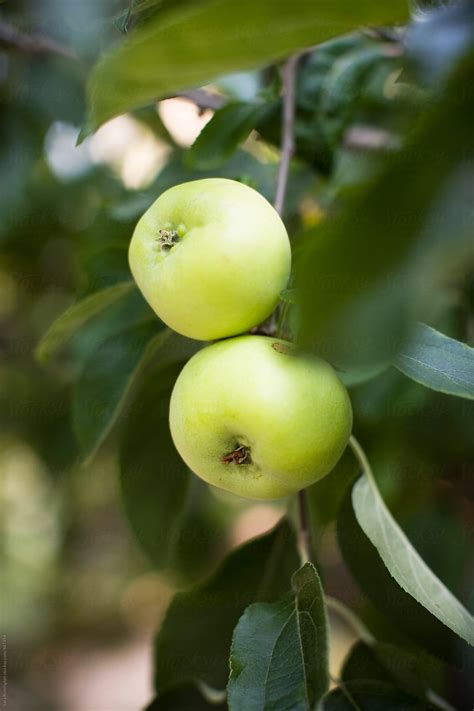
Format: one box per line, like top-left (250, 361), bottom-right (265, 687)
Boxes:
top-left (129, 178), bottom-right (291, 340)
top-left (169, 335), bottom-right (352, 500)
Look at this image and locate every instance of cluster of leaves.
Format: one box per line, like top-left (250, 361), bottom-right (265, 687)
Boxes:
top-left (2, 0), bottom-right (474, 708)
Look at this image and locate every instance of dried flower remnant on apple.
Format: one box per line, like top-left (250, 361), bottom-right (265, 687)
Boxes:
top-left (222, 444), bottom-right (252, 465)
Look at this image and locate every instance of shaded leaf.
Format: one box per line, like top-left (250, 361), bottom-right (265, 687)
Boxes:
top-left (342, 640), bottom-right (448, 702)
top-left (394, 323), bottom-right (474, 400)
top-left (322, 680), bottom-right (434, 710)
top-left (154, 519), bottom-right (299, 692)
top-left (188, 101), bottom-right (273, 170)
top-left (120, 358), bottom-right (191, 569)
top-left (228, 562), bottom-right (328, 711)
top-left (296, 50), bottom-right (474, 370)
top-left (120, 338), bottom-right (227, 581)
top-left (306, 447), bottom-right (358, 534)
top-left (73, 322), bottom-right (169, 461)
top-left (145, 683), bottom-right (226, 711)
top-left (85, 0), bottom-right (408, 134)
top-left (406, 0), bottom-right (474, 87)
top-left (352, 473), bottom-right (474, 646)
top-left (35, 281), bottom-right (135, 364)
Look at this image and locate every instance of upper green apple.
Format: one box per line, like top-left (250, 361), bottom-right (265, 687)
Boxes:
top-left (169, 335), bottom-right (353, 500)
top-left (129, 178), bottom-right (291, 340)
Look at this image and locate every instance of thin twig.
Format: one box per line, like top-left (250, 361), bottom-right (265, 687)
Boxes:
top-left (274, 55), bottom-right (312, 563)
top-left (0, 19), bottom-right (78, 60)
top-left (274, 54), bottom-right (300, 216)
top-left (348, 435), bottom-right (379, 492)
top-left (297, 489), bottom-right (312, 564)
top-left (174, 89), bottom-right (227, 112)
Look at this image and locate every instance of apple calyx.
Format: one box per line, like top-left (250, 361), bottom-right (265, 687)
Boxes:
top-left (158, 229), bottom-right (179, 251)
top-left (221, 444), bottom-right (251, 465)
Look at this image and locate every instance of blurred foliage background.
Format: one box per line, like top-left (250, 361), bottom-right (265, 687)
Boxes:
top-left (0, 0), bottom-right (473, 709)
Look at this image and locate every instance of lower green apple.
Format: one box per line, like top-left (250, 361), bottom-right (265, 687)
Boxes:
top-left (129, 178), bottom-right (291, 341)
top-left (169, 335), bottom-right (352, 500)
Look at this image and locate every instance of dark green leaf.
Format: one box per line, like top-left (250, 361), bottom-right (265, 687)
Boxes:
top-left (342, 640), bottom-right (448, 702)
top-left (306, 448), bottom-right (358, 533)
top-left (188, 102), bottom-right (273, 170)
top-left (154, 519), bottom-right (299, 692)
top-left (84, 0), bottom-right (408, 134)
top-left (296, 50), bottom-right (474, 370)
top-left (352, 473), bottom-right (474, 646)
top-left (120, 358), bottom-right (191, 569)
top-left (322, 680), bottom-right (434, 710)
top-left (35, 281), bottom-right (135, 364)
top-left (73, 322), bottom-right (169, 461)
top-left (394, 323), bottom-right (474, 400)
top-left (227, 562), bottom-right (329, 711)
top-left (145, 683), bottom-right (226, 711)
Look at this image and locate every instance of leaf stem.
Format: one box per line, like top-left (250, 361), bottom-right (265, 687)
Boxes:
top-left (297, 488), bottom-right (312, 564)
top-left (0, 18), bottom-right (78, 60)
top-left (348, 434), bottom-right (377, 490)
top-left (325, 595), bottom-right (374, 645)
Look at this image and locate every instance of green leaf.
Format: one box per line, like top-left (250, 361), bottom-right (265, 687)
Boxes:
top-left (337, 488), bottom-right (467, 661)
top-left (73, 322), bottom-right (169, 462)
top-left (296, 50), bottom-right (474, 370)
top-left (119, 337), bottom-right (227, 581)
top-left (188, 101), bottom-right (273, 170)
top-left (306, 448), bottom-right (358, 534)
top-left (85, 0), bottom-right (408, 134)
top-left (227, 562), bottom-right (329, 711)
top-left (120, 357), bottom-right (192, 570)
top-left (342, 640), bottom-right (448, 703)
top-left (153, 519), bottom-right (299, 692)
top-left (406, 0), bottom-right (474, 87)
top-left (322, 680), bottom-right (434, 710)
top-left (35, 281), bottom-right (135, 364)
top-left (145, 684), bottom-right (227, 710)
top-left (394, 323), bottom-right (474, 400)
top-left (352, 473), bottom-right (474, 646)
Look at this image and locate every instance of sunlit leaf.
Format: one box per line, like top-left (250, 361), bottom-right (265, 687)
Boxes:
top-left (188, 101), bottom-right (273, 169)
top-left (352, 473), bottom-right (474, 646)
top-left (84, 0), bottom-right (408, 134)
top-left (394, 323), bottom-right (474, 400)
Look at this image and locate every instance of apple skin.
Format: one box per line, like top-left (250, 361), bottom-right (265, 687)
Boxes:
top-left (169, 335), bottom-right (353, 500)
top-left (129, 178), bottom-right (291, 341)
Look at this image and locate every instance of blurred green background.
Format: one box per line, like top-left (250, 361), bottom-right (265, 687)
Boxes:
top-left (1, 1), bottom-right (473, 709)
